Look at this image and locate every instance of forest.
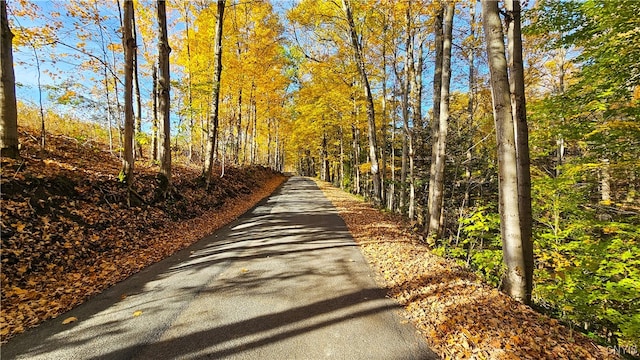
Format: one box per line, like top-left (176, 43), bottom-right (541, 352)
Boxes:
top-left (0, 0), bottom-right (638, 355)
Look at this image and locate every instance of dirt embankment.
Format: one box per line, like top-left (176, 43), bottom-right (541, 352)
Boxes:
top-left (1, 129), bottom-right (286, 342)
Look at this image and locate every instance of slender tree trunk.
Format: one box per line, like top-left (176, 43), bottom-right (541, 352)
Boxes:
top-left (120, 0), bottom-right (135, 185)
top-left (340, 125), bottom-right (345, 189)
top-left (151, 64), bottom-right (158, 162)
top-left (132, 12), bottom-right (143, 159)
top-left (352, 124), bottom-right (360, 194)
top-left (157, 0), bottom-right (171, 193)
top-left (95, 1), bottom-right (114, 154)
top-left (204, 0), bottom-right (225, 186)
top-left (389, 114), bottom-right (396, 211)
top-left (0, 0), bottom-right (18, 159)
top-left (235, 88), bottom-right (242, 164)
top-left (267, 117), bottom-right (272, 167)
top-left (113, 67), bottom-right (123, 158)
top-left (250, 87), bottom-right (257, 164)
top-left (506, 0), bottom-right (533, 304)
top-left (412, 40), bottom-right (424, 130)
top-left (600, 159), bottom-right (611, 203)
top-left (30, 43), bottom-right (45, 151)
top-left (380, 17), bottom-right (388, 205)
top-left (402, 5), bottom-right (413, 218)
top-left (427, 6), bottom-right (444, 234)
top-left (322, 129), bottom-right (330, 181)
top-left (482, 0), bottom-right (529, 303)
top-left (183, 2), bottom-right (195, 163)
top-left (465, 0), bottom-right (476, 204)
top-left (427, 2), bottom-right (454, 239)
top-left (342, 0), bottom-right (380, 205)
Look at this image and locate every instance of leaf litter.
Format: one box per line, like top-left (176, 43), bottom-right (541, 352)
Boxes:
top-left (315, 179), bottom-right (620, 360)
top-left (1, 129), bottom-right (286, 342)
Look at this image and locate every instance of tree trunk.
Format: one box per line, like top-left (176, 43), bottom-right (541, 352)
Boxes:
top-left (235, 88), bottom-right (242, 164)
top-left (482, 0), bottom-right (528, 303)
top-left (342, 0), bottom-right (381, 205)
top-left (183, 2), bottom-right (195, 163)
top-left (340, 126), bottom-right (345, 189)
top-left (157, 0), bottom-right (171, 193)
top-left (389, 114), bottom-right (396, 211)
top-left (132, 12), bottom-right (143, 159)
top-left (352, 123), bottom-right (360, 194)
top-left (506, 0), bottom-right (533, 304)
top-left (0, 0), bottom-right (18, 159)
top-left (204, 0), bottom-right (225, 186)
top-left (379, 14), bottom-right (388, 205)
top-left (151, 64), bottom-right (158, 161)
top-left (322, 129), bottom-right (330, 181)
top-left (427, 2), bottom-right (454, 239)
top-left (465, 0), bottom-right (476, 205)
top-left (427, 6), bottom-right (444, 235)
top-left (120, 0), bottom-right (135, 185)
top-left (600, 159), bottom-right (611, 203)
top-left (402, 5), bottom-right (413, 218)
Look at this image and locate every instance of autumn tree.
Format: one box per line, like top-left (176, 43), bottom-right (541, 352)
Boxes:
top-left (121, 0), bottom-right (135, 185)
top-left (203, 0), bottom-right (225, 185)
top-left (506, 0), bottom-right (533, 303)
top-left (342, 0), bottom-right (381, 205)
top-left (0, 0), bottom-right (18, 158)
top-left (482, 0), bottom-right (532, 304)
top-left (426, 1), bottom-right (455, 240)
top-left (156, 0), bottom-right (171, 192)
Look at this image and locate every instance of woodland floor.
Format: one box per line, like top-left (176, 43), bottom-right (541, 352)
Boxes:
top-left (0, 129), bottom-right (623, 359)
top-left (315, 179), bottom-right (621, 360)
top-left (0, 129), bottom-right (286, 342)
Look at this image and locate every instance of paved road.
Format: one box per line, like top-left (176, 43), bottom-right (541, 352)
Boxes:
top-left (3, 177), bottom-right (437, 360)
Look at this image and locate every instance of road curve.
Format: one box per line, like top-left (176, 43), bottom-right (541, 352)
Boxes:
top-left (3, 176), bottom-right (437, 360)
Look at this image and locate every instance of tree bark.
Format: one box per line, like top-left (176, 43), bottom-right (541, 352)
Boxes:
top-left (235, 88), bottom-right (242, 164)
top-left (120, 0), bottom-right (135, 185)
top-left (482, 0), bottom-right (528, 303)
top-left (204, 0), bottom-right (225, 186)
top-left (183, 2), bottom-right (195, 163)
top-left (0, 0), bottom-right (18, 159)
top-left (157, 0), bottom-right (171, 193)
top-left (322, 129), bottom-right (330, 181)
top-left (151, 64), bottom-right (158, 161)
top-left (465, 0), bottom-right (476, 204)
top-left (403, 5), bottom-right (415, 220)
top-left (352, 123), bottom-right (360, 194)
top-left (132, 12), bottom-right (143, 159)
top-left (379, 14), bottom-right (388, 205)
top-left (427, 6), bottom-right (443, 234)
top-left (506, 0), bottom-right (533, 304)
top-left (427, 2), bottom-right (454, 239)
top-left (342, 0), bottom-right (381, 205)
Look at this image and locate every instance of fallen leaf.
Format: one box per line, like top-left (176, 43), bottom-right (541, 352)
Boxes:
top-left (132, 310), bottom-right (143, 317)
top-left (61, 317), bottom-right (77, 325)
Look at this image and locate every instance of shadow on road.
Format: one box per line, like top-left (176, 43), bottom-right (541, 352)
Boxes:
top-left (3, 177), bottom-right (434, 360)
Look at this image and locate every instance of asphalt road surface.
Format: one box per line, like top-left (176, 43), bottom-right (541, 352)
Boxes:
top-left (3, 177), bottom-right (437, 360)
